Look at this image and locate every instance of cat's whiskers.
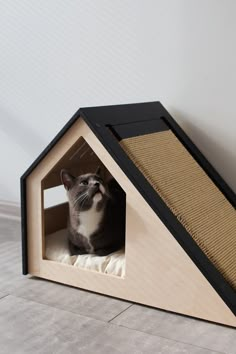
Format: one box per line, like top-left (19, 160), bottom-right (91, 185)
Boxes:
top-left (80, 194), bottom-right (89, 209)
top-left (76, 193), bottom-right (89, 211)
top-left (73, 192), bottom-right (87, 207)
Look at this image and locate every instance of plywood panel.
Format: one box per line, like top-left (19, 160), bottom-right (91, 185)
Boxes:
top-left (44, 202), bottom-right (68, 235)
top-left (26, 118), bottom-right (236, 327)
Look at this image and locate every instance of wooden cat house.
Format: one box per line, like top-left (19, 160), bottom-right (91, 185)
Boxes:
top-left (21, 102), bottom-right (236, 327)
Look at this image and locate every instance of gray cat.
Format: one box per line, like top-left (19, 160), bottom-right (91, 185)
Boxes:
top-left (61, 168), bottom-right (126, 256)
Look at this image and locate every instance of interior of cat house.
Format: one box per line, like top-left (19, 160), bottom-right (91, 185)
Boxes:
top-left (42, 137), bottom-right (126, 277)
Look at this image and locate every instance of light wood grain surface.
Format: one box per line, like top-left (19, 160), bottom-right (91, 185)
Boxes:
top-left (25, 118), bottom-right (236, 327)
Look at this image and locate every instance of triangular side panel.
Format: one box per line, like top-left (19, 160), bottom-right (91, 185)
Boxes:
top-left (25, 118), bottom-right (236, 327)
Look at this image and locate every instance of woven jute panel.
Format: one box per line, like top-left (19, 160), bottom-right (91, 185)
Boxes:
top-left (120, 130), bottom-right (236, 290)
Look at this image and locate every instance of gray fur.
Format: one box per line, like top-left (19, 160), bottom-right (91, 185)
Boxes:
top-left (61, 169), bottom-right (126, 256)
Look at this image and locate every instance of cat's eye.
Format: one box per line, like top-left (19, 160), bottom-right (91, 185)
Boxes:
top-left (80, 180), bottom-right (88, 185)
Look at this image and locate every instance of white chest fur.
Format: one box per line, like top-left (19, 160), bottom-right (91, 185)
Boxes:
top-left (77, 204), bottom-right (104, 239)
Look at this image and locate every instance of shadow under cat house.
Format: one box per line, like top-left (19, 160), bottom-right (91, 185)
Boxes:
top-left (21, 102), bottom-right (236, 327)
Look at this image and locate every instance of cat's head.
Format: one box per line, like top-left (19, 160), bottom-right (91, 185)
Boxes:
top-left (60, 167), bottom-right (109, 211)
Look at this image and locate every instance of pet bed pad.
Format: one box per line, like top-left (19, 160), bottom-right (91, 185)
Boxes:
top-left (45, 229), bottom-right (125, 277)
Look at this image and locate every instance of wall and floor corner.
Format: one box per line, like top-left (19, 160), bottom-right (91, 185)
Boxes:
top-left (0, 1), bottom-right (236, 205)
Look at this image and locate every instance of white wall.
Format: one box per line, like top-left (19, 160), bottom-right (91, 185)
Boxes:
top-left (0, 0), bottom-right (235, 203)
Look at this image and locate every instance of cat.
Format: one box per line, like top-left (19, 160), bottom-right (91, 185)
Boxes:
top-left (61, 167), bottom-right (126, 256)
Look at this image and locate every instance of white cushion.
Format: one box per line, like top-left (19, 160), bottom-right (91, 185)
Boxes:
top-left (45, 228), bottom-right (125, 277)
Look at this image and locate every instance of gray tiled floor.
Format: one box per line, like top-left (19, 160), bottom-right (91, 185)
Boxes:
top-left (0, 292), bottom-right (7, 300)
top-left (12, 276), bottom-right (132, 322)
top-left (0, 295), bottom-right (221, 354)
top-left (112, 304), bottom-right (236, 354)
top-left (0, 216), bottom-right (235, 354)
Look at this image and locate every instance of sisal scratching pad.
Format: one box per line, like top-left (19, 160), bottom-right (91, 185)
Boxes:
top-left (120, 130), bottom-right (236, 290)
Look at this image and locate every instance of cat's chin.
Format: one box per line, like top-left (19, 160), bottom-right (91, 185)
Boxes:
top-left (93, 192), bottom-right (103, 203)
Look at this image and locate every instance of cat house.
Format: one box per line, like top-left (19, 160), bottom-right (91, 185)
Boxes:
top-left (21, 102), bottom-right (236, 327)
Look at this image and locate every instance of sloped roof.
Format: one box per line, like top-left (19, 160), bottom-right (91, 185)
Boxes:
top-left (21, 101), bottom-right (236, 315)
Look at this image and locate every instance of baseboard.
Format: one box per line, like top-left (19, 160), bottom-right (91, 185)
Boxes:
top-left (0, 200), bottom-right (21, 221)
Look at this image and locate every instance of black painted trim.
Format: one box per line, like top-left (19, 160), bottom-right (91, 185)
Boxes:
top-left (21, 101), bottom-right (236, 316)
top-left (20, 177), bottom-right (27, 275)
top-left (107, 117), bottom-right (169, 141)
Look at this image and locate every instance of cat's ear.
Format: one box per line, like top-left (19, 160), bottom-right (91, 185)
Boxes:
top-left (95, 166), bottom-right (101, 176)
top-left (60, 169), bottom-right (75, 190)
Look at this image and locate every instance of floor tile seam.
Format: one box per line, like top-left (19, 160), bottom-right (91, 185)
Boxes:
top-left (109, 322), bottom-right (226, 354)
top-left (0, 294), bottom-right (9, 301)
top-left (8, 293), bottom-right (130, 324)
top-left (0, 294), bottom-right (228, 354)
top-left (108, 303), bottom-right (134, 322)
